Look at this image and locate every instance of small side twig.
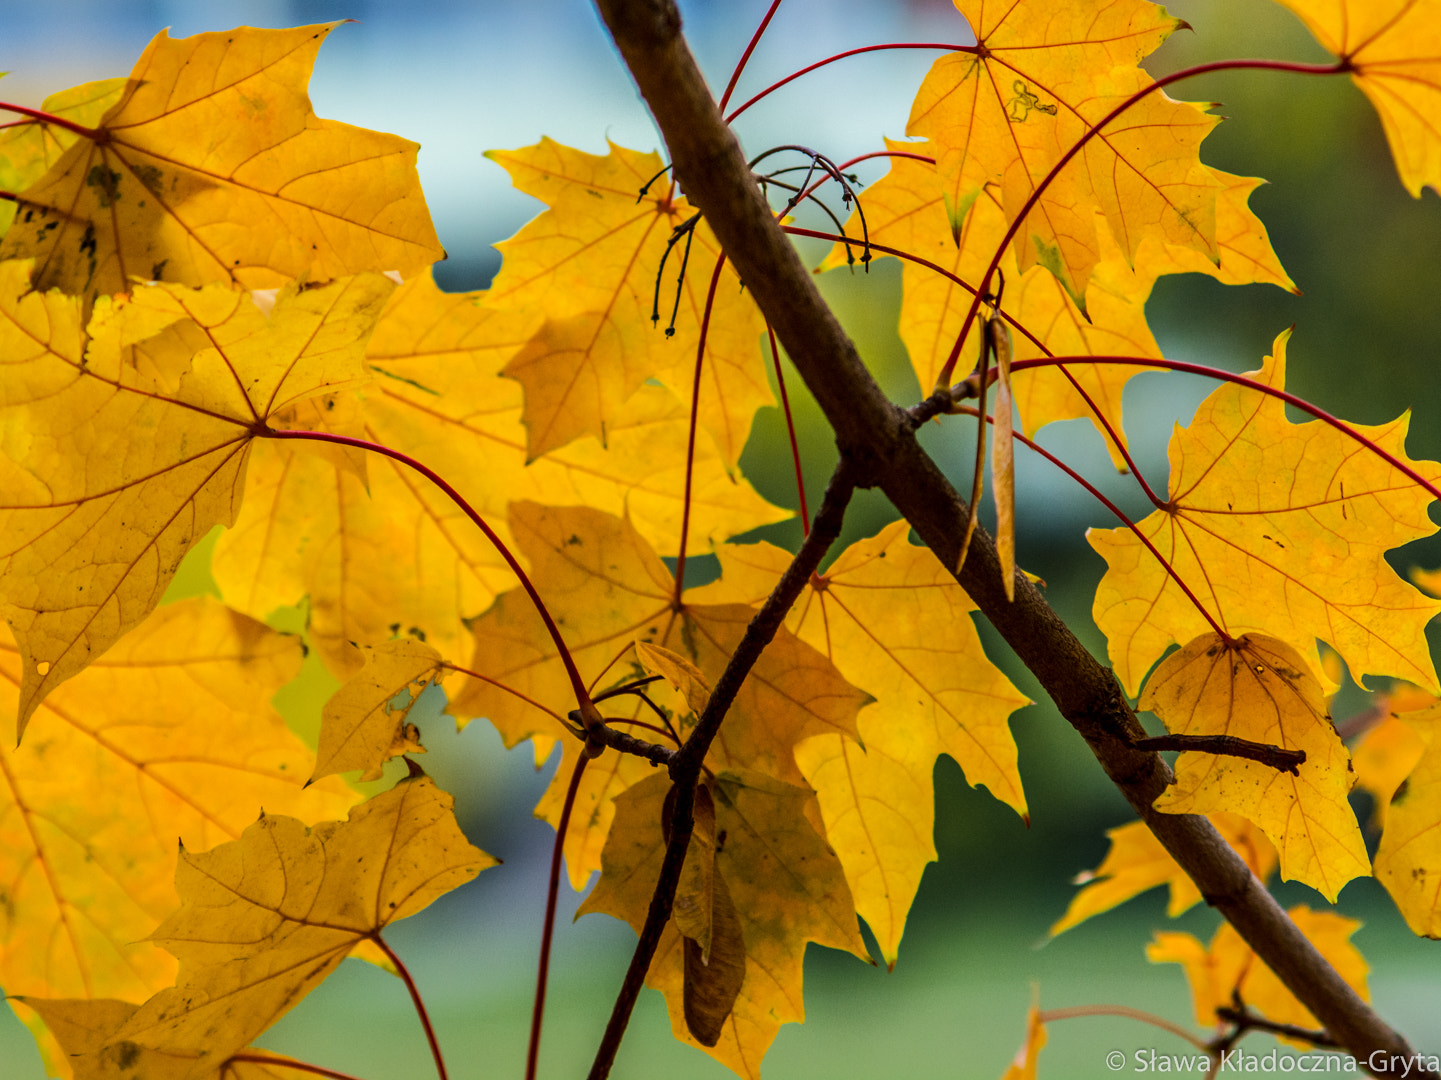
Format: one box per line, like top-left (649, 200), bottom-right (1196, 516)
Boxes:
top-left (1132, 734), bottom-right (1306, 775)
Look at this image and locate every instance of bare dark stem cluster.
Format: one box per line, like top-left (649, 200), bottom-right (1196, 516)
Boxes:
top-left (587, 1), bottom-right (1434, 1078)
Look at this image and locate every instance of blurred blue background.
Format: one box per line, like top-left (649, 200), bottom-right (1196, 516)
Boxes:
top-left (2, 1), bottom-right (1440, 1077)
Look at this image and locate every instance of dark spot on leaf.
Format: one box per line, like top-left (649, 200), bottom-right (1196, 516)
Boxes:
top-left (85, 164), bottom-right (122, 207)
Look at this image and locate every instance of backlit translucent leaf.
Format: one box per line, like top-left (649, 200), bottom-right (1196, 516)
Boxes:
top-left (1090, 331), bottom-right (1441, 697)
top-left (1142, 633), bottom-right (1367, 900)
top-left (483, 140), bottom-right (770, 463)
top-left (693, 522), bottom-right (1029, 965)
top-left (47, 776), bottom-right (490, 1075)
top-left (1051, 812), bottom-right (1277, 935)
top-left (0, 598), bottom-right (356, 1005)
top-left (0, 24), bottom-right (443, 301)
top-left (1149, 905), bottom-right (1368, 1044)
top-left (454, 502), bottom-right (866, 890)
top-left (999, 1006), bottom-right (1047, 1080)
top-left (1273, 0), bottom-right (1441, 197)
top-left (313, 638), bottom-right (443, 782)
top-left (1352, 710), bottom-right (1425, 831)
top-left (1372, 702), bottom-right (1441, 935)
top-left (0, 264), bottom-right (392, 730)
top-left (580, 769), bottom-right (866, 1078)
top-left (907, 0), bottom-right (1223, 299)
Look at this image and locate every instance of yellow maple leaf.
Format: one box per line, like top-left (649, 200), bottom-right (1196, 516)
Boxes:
top-left (1149, 905), bottom-right (1369, 1044)
top-left (213, 270), bottom-right (782, 676)
top-left (453, 502), bottom-right (867, 889)
top-left (691, 522), bottom-right (1030, 966)
top-left (1351, 710), bottom-right (1425, 831)
top-left (579, 769), bottom-right (867, 1079)
top-left (820, 142), bottom-right (1163, 469)
top-left (484, 139), bottom-right (770, 463)
top-left (1372, 701), bottom-right (1441, 935)
top-left (1051, 812), bottom-right (1277, 936)
top-left (0, 78), bottom-right (127, 237)
top-left (1141, 633), bottom-right (1366, 900)
top-left (999, 1005), bottom-right (1047, 1080)
top-left (0, 597), bottom-right (357, 1005)
top-left (312, 638), bottom-right (443, 782)
top-left (1273, 0), bottom-right (1441, 197)
top-left (1090, 330), bottom-right (1441, 698)
top-left (906, 0), bottom-right (1223, 300)
top-left (27, 775), bottom-right (490, 1076)
top-left (0, 264), bottom-right (393, 732)
top-left (0, 24), bottom-right (443, 301)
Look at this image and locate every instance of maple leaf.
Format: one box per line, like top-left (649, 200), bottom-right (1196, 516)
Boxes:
top-left (1273, 0), bottom-right (1441, 198)
top-left (311, 638), bottom-right (442, 782)
top-left (1051, 812), bottom-right (1277, 935)
top-left (821, 142), bottom-right (1163, 468)
top-left (0, 598), bottom-right (356, 1005)
top-left (1090, 330), bottom-right (1441, 698)
top-left (1141, 633), bottom-right (1367, 900)
top-left (906, 0), bottom-right (1223, 300)
top-left (213, 270), bottom-right (782, 676)
top-left (1149, 905), bottom-right (1369, 1044)
top-left (691, 522), bottom-right (1029, 966)
top-left (0, 24), bottom-right (443, 301)
top-left (0, 264), bottom-right (393, 731)
top-left (579, 769), bottom-right (866, 1078)
top-left (1371, 701), bottom-right (1441, 935)
top-left (483, 139), bottom-right (770, 463)
top-left (453, 501), bottom-right (867, 889)
top-left (0, 78), bottom-right (127, 237)
top-left (1351, 708), bottom-right (1425, 831)
top-left (32, 775), bottom-right (491, 1076)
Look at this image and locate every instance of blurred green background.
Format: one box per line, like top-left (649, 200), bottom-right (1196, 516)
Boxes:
top-left (2, 1), bottom-right (1440, 1077)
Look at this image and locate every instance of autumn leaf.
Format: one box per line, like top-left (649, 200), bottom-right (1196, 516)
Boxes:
top-left (692, 522), bottom-right (1030, 966)
top-left (1273, 0), bottom-right (1441, 197)
top-left (1051, 812), bottom-right (1277, 935)
top-left (0, 24), bottom-right (443, 301)
top-left (1149, 905), bottom-right (1369, 1044)
top-left (312, 638), bottom-right (442, 782)
top-left (0, 78), bottom-right (127, 237)
top-left (999, 1005), bottom-right (1047, 1080)
top-left (579, 769), bottom-right (866, 1078)
top-left (213, 269), bottom-right (782, 676)
top-left (906, 0), bottom-right (1223, 300)
top-left (453, 501), bottom-right (867, 889)
top-left (1371, 700), bottom-right (1441, 935)
top-left (1140, 632), bottom-right (1367, 900)
top-left (1351, 709), bottom-right (1425, 831)
top-left (821, 143), bottom-right (1163, 469)
top-left (1090, 330), bottom-right (1441, 698)
top-left (35, 775), bottom-right (491, 1076)
top-left (483, 139), bottom-right (770, 463)
top-left (0, 597), bottom-right (357, 1005)
top-left (0, 264), bottom-right (393, 731)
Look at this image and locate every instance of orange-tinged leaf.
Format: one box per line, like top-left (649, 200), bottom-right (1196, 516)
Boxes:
top-left (0, 265), bottom-right (393, 731)
top-left (999, 1005), bottom-right (1047, 1080)
top-left (694, 522), bottom-right (1030, 965)
top-left (1051, 812), bottom-right (1277, 935)
top-left (454, 502), bottom-right (866, 890)
top-left (0, 24), bottom-right (443, 301)
top-left (63, 775), bottom-right (491, 1074)
top-left (907, 0), bottom-right (1222, 299)
top-left (0, 597), bottom-right (357, 1005)
top-left (822, 144), bottom-right (1163, 469)
top-left (484, 139), bottom-right (770, 463)
top-left (1142, 633), bottom-right (1367, 900)
top-left (579, 769), bottom-right (866, 1078)
top-left (1274, 0), bottom-right (1441, 198)
top-left (312, 638), bottom-right (443, 782)
top-left (1090, 330), bottom-right (1441, 698)
top-left (1149, 905), bottom-right (1368, 1043)
top-left (638, 639), bottom-right (713, 718)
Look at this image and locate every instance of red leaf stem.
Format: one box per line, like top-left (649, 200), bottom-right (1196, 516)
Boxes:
top-left (718, 0), bottom-right (785, 115)
top-left (368, 934), bottom-right (447, 1080)
top-left (766, 321), bottom-right (810, 534)
top-left (0, 99), bottom-right (98, 139)
top-left (227, 1053), bottom-right (372, 1080)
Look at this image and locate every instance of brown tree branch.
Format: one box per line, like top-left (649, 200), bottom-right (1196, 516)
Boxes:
top-left (586, 464), bottom-right (855, 1080)
top-left (590, 1), bottom-right (1434, 1076)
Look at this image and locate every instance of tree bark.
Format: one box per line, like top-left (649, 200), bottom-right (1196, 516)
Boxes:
top-left (591, 0), bottom-right (1434, 1076)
